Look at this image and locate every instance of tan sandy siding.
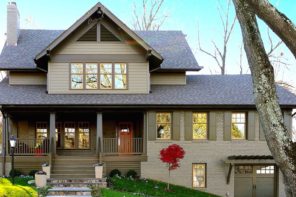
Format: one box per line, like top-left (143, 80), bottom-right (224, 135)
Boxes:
top-left (48, 62), bottom-right (149, 94)
top-left (54, 42), bottom-right (142, 55)
top-left (9, 72), bottom-right (47, 85)
top-left (150, 73), bottom-right (186, 85)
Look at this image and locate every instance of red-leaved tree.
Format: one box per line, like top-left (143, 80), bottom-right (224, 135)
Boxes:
top-left (160, 144), bottom-right (185, 191)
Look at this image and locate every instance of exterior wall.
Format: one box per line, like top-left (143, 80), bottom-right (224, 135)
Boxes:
top-left (142, 110), bottom-right (290, 197)
top-left (150, 73), bottom-right (186, 85)
top-left (9, 72), bottom-right (46, 85)
top-left (47, 62), bottom-right (149, 94)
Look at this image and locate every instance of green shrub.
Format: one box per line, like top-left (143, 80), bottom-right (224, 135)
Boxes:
top-left (0, 178), bottom-right (12, 186)
top-left (29, 170), bottom-right (39, 177)
top-left (0, 185), bottom-right (37, 197)
top-left (9, 169), bottom-right (22, 177)
top-left (126, 170), bottom-right (137, 178)
top-left (109, 169), bottom-right (121, 177)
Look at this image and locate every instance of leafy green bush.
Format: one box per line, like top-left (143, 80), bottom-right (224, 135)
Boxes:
top-left (126, 170), bottom-right (137, 178)
top-left (9, 169), bottom-right (22, 177)
top-left (109, 169), bottom-right (121, 177)
top-left (0, 178), bottom-right (12, 186)
top-left (29, 170), bottom-right (39, 177)
top-left (0, 178), bottom-right (37, 197)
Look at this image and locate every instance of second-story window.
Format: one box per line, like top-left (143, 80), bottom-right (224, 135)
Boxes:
top-left (70, 63), bottom-right (127, 90)
top-left (71, 63), bottom-right (84, 89)
top-left (192, 113), bottom-right (208, 140)
top-left (86, 63), bottom-right (98, 89)
top-left (231, 112), bottom-right (246, 140)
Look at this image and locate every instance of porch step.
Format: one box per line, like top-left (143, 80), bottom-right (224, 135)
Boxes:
top-left (47, 187), bottom-right (91, 196)
top-left (47, 178), bottom-right (107, 195)
top-left (51, 156), bottom-right (99, 179)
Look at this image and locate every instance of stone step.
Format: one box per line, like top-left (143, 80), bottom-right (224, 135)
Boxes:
top-left (47, 187), bottom-right (91, 196)
top-left (51, 174), bottom-right (95, 179)
top-left (48, 178), bottom-right (106, 184)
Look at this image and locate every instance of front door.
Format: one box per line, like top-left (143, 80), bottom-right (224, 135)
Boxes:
top-left (234, 165), bottom-right (275, 197)
top-left (117, 122), bottom-right (133, 153)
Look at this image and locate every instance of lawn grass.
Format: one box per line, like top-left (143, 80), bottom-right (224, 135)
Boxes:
top-left (0, 177), bottom-right (37, 197)
top-left (101, 188), bottom-right (142, 197)
top-left (109, 177), bottom-right (221, 197)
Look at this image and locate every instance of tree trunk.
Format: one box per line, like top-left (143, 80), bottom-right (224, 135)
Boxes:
top-left (232, 0), bottom-right (296, 196)
top-left (245, 0), bottom-right (296, 59)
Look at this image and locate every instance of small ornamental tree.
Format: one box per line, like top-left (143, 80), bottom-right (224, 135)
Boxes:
top-left (160, 144), bottom-right (185, 191)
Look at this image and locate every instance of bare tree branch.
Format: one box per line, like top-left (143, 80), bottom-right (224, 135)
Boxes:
top-left (198, 0), bottom-right (236, 75)
top-left (132, 0), bottom-right (167, 30)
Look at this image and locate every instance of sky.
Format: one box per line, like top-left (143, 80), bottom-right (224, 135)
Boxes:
top-left (0, 0), bottom-right (295, 85)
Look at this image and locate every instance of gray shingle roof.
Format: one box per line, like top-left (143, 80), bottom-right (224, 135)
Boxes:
top-left (0, 30), bottom-right (63, 69)
top-left (0, 75), bottom-right (295, 107)
top-left (0, 29), bottom-right (201, 71)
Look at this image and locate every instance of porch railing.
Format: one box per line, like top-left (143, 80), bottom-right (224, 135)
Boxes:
top-left (103, 138), bottom-right (143, 154)
top-left (13, 138), bottom-right (50, 155)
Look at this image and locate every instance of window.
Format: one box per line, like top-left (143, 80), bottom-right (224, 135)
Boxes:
top-left (55, 122), bottom-right (63, 148)
top-left (64, 122), bottom-right (75, 149)
top-left (78, 122), bottom-right (90, 149)
top-left (256, 165), bottom-right (274, 174)
top-left (192, 113), bottom-right (208, 140)
top-left (70, 63), bottom-right (127, 90)
top-left (85, 63), bottom-right (98, 89)
top-left (235, 165), bottom-right (253, 174)
top-left (156, 113), bottom-right (171, 139)
top-left (36, 122), bottom-right (48, 147)
top-left (100, 63), bottom-right (112, 89)
top-left (231, 113), bottom-right (246, 140)
top-left (70, 63), bottom-right (84, 89)
top-left (114, 63), bottom-right (127, 89)
top-left (193, 163), bottom-right (206, 188)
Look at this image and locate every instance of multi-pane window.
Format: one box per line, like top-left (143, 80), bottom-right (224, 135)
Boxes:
top-left (70, 63), bottom-right (84, 89)
top-left (78, 122), bottom-right (90, 149)
top-left (85, 63), bottom-right (98, 89)
top-left (235, 165), bottom-right (253, 174)
top-left (64, 122), bottom-right (75, 149)
top-left (231, 113), bottom-right (246, 140)
top-left (256, 165), bottom-right (274, 174)
top-left (193, 164), bottom-right (206, 188)
top-left (156, 113), bottom-right (171, 139)
top-left (36, 122), bottom-right (48, 147)
top-left (70, 63), bottom-right (127, 90)
top-left (192, 113), bottom-right (208, 140)
top-left (114, 63), bottom-right (127, 89)
top-left (100, 63), bottom-right (112, 89)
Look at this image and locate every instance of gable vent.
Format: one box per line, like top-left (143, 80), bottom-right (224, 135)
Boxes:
top-left (101, 24), bottom-right (120, 41)
top-left (77, 25), bottom-right (97, 41)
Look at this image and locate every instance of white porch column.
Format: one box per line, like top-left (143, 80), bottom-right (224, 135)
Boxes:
top-left (96, 112), bottom-right (103, 155)
top-left (49, 112), bottom-right (56, 155)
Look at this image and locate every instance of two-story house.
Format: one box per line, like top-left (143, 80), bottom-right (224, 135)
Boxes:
top-left (0, 2), bottom-right (296, 197)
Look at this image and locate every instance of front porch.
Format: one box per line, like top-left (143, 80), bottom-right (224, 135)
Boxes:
top-left (1, 110), bottom-right (147, 176)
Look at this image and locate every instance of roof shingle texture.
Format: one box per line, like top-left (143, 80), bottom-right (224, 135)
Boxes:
top-left (0, 29), bottom-right (201, 70)
top-left (0, 75), bottom-right (295, 106)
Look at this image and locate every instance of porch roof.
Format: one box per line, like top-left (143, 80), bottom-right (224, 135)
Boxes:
top-left (0, 75), bottom-right (296, 107)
